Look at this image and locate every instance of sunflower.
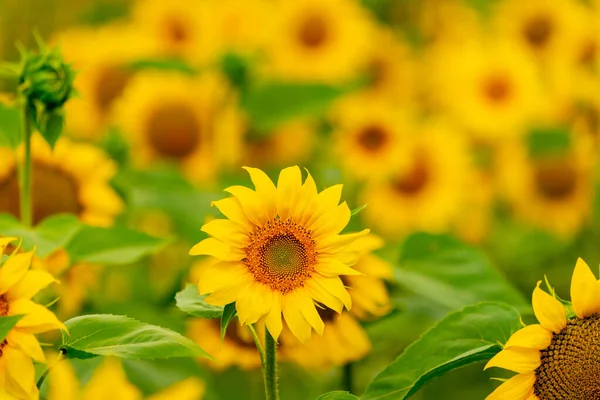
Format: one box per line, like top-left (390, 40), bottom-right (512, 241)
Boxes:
top-left (496, 134), bottom-right (595, 237)
top-left (0, 136), bottom-right (123, 226)
top-left (54, 24), bottom-right (152, 141)
top-left (331, 97), bottom-right (412, 182)
top-left (485, 258), bottom-right (600, 399)
top-left (0, 237), bottom-right (65, 400)
top-left (48, 356), bottom-right (205, 400)
top-left (263, 0), bottom-right (374, 82)
top-left (190, 166), bottom-right (369, 342)
top-left (131, 0), bottom-right (220, 65)
top-left (428, 39), bottom-right (541, 141)
top-left (360, 122), bottom-right (472, 240)
top-left (115, 71), bottom-right (243, 184)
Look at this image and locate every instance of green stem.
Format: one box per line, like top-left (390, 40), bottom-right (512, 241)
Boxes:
top-left (19, 99), bottom-right (32, 226)
top-left (343, 362), bottom-right (354, 393)
top-left (36, 351), bottom-right (63, 390)
top-left (263, 329), bottom-right (279, 400)
top-left (247, 324), bottom-right (265, 366)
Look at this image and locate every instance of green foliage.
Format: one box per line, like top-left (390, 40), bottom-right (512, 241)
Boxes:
top-left (0, 101), bottom-right (21, 147)
top-left (37, 108), bottom-right (64, 148)
top-left (60, 314), bottom-right (211, 360)
top-left (316, 391), bottom-right (359, 400)
top-left (175, 284), bottom-right (224, 319)
top-left (0, 315), bottom-right (22, 342)
top-left (220, 303), bottom-right (237, 342)
top-left (128, 59), bottom-right (196, 76)
top-left (65, 225), bottom-right (167, 264)
top-left (361, 302), bottom-right (522, 400)
top-left (527, 126), bottom-right (571, 159)
top-left (397, 233), bottom-right (529, 313)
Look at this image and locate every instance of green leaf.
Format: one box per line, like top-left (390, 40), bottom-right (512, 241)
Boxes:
top-left (242, 82), bottom-right (350, 130)
top-left (0, 315), bottom-right (22, 342)
top-left (350, 203), bottom-right (368, 216)
top-left (65, 225), bottom-right (167, 264)
top-left (361, 302), bottom-right (522, 400)
top-left (0, 213), bottom-right (81, 258)
top-left (527, 126), bottom-right (571, 159)
top-left (38, 109), bottom-right (64, 149)
top-left (128, 59), bottom-right (196, 75)
top-left (397, 233), bottom-right (529, 313)
top-left (60, 314), bottom-right (211, 360)
top-left (220, 303), bottom-right (237, 342)
top-left (316, 391), bottom-right (359, 400)
top-left (0, 101), bottom-right (22, 148)
top-left (175, 284), bottom-right (223, 319)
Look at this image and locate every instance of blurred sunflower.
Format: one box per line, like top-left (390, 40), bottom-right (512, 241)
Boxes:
top-left (454, 171), bottom-right (495, 244)
top-left (429, 40), bottom-right (541, 141)
top-left (190, 166), bottom-right (369, 342)
top-left (48, 356), bottom-right (205, 400)
top-left (264, 0), bottom-right (374, 82)
top-left (55, 24), bottom-right (152, 140)
top-left (485, 258), bottom-right (600, 399)
top-left (361, 122), bottom-right (472, 240)
top-left (418, 0), bottom-right (483, 47)
top-left (496, 134), bottom-right (595, 237)
top-left (116, 71), bottom-right (243, 184)
top-left (331, 97), bottom-right (411, 182)
top-left (212, 0), bottom-right (272, 55)
top-left (0, 136), bottom-right (123, 226)
top-left (131, 0), bottom-right (219, 65)
top-left (0, 238), bottom-right (64, 400)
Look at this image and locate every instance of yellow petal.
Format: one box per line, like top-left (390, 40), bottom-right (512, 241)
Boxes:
top-left (290, 170), bottom-right (319, 223)
top-left (276, 166), bottom-right (303, 220)
top-left (303, 184), bottom-right (343, 227)
top-left (189, 238), bottom-right (245, 261)
top-left (315, 259), bottom-right (361, 278)
top-left (146, 377), bottom-right (205, 400)
top-left (504, 325), bottom-right (553, 350)
top-left (305, 278), bottom-right (344, 313)
top-left (225, 185), bottom-right (271, 226)
top-left (9, 299), bottom-right (66, 334)
top-left (0, 251), bottom-right (34, 295)
top-left (197, 261), bottom-right (249, 295)
top-left (243, 166), bottom-right (277, 217)
top-left (484, 347), bottom-right (540, 373)
top-left (486, 372), bottom-right (536, 400)
top-left (6, 330), bottom-right (46, 363)
top-left (532, 281), bottom-right (566, 334)
top-left (236, 283), bottom-right (272, 325)
top-left (291, 288), bottom-right (324, 335)
top-left (201, 219), bottom-right (250, 248)
top-left (312, 275), bottom-right (352, 310)
top-left (3, 346), bottom-right (37, 400)
top-left (81, 358), bottom-right (141, 400)
top-left (282, 294), bottom-right (311, 343)
top-left (6, 269), bottom-right (57, 301)
top-left (212, 197), bottom-right (253, 231)
top-left (0, 237), bottom-right (17, 254)
top-left (311, 202), bottom-right (351, 239)
top-left (316, 230), bottom-right (371, 253)
top-left (570, 258), bottom-right (600, 319)
top-left (48, 355), bottom-right (80, 400)
top-left (264, 293), bottom-right (283, 340)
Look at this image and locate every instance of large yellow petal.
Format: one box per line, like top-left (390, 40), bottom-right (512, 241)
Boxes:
top-left (484, 347), bottom-right (540, 373)
top-left (310, 202), bottom-right (351, 239)
top-left (264, 292), bottom-right (283, 340)
top-left (305, 278), bottom-right (344, 313)
top-left (303, 184), bottom-right (343, 228)
top-left (212, 197), bottom-right (253, 231)
top-left (290, 169), bottom-right (318, 223)
top-left (570, 258), bottom-right (600, 319)
top-left (48, 356), bottom-right (80, 400)
top-left (3, 346), bottom-right (37, 400)
top-left (146, 377), bottom-right (205, 400)
top-left (236, 283), bottom-right (272, 325)
top-left (81, 358), bottom-right (141, 400)
top-left (0, 237), bottom-right (17, 254)
top-left (197, 261), bottom-right (249, 295)
top-left (0, 251), bottom-right (34, 295)
top-left (276, 166), bottom-right (303, 221)
top-left (6, 269), bottom-right (57, 301)
top-left (312, 275), bottom-right (352, 310)
top-left (200, 219), bottom-right (250, 248)
top-left (291, 288), bottom-right (324, 335)
top-left (315, 258), bottom-right (361, 278)
top-left (504, 325), bottom-right (553, 350)
top-left (6, 330), bottom-right (45, 363)
top-left (282, 294), bottom-right (311, 343)
top-left (485, 372), bottom-right (536, 400)
top-left (316, 230), bottom-right (370, 254)
top-left (9, 299), bottom-right (66, 334)
top-left (243, 166), bottom-right (277, 217)
top-left (189, 238), bottom-right (245, 261)
top-left (532, 281), bottom-right (566, 334)
top-left (225, 185), bottom-right (270, 226)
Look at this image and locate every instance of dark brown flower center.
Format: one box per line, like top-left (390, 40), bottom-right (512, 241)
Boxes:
top-left (94, 66), bottom-right (131, 113)
top-left (523, 14), bottom-right (553, 49)
top-left (0, 295), bottom-right (8, 317)
top-left (244, 219), bottom-right (316, 294)
top-left (164, 17), bottom-right (189, 45)
top-left (534, 162), bottom-right (577, 201)
top-left (483, 74), bottom-right (512, 104)
top-left (394, 158), bottom-right (430, 196)
top-left (366, 58), bottom-right (388, 89)
top-left (0, 162), bottom-right (82, 224)
top-left (357, 125), bottom-right (388, 152)
top-left (146, 103), bottom-right (201, 159)
top-left (298, 13), bottom-right (329, 49)
top-left (579, 40), bottom-right (597, 67)
top-left (534, 315), bottom-right (600, 399)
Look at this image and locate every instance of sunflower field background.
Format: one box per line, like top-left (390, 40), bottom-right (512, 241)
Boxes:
top-left (0, 0), bottom-right (599, 399)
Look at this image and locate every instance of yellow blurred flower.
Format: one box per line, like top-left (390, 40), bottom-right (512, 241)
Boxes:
top-left (496, 133), bottom-right (595, 237)
top-left (264, 0), bottom-right (374, 82)
top-left (332, 97), bottom-right (411, 182)
top-left (0, 136), bottom-right (123, 226)
top-left (55, 24), bottom-right (152, 141)
top-left (48, 357), bottom-right (204, 400)
top-left (454, 171), bottom-right (495, 244)
top-left (361, 122), bottom-right (473, 240)
top-left (418, 0), bottom-right (483, 47)
top-left (115, 71), bottom-right (243, 184)
top-left (484, 258), bottom-right (600, 399)
top-left (0, 238), bottom-right (64, 400)
top-left (190, 166), bottom-right (368, 343)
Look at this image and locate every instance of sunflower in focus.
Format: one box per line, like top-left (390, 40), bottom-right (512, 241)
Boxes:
top-left (48, 356), bottom-right (205, 400)
top-left (496, 134), bottom-right (595, 237)
top-left (0, 238), bottom-right (65, 400)
top-left (116, 71), bottom-right (244, 184)
top-left (0, 136), bottom-right (123, 226)
top-left (55, 24), bottom-right (152, 140)
top-left (331, 97), bottom-right (411, 182)
top-left (190, 166), bottom-right (369, 342)
top-left (361, 122), bottom-right (472, 240)
top-left (485, 258), bottom-right (600, 399)
top-left (264, 0), bottom-right (374, 82)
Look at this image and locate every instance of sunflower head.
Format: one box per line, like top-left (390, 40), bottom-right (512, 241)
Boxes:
top-left (190, 166), bottom-right (369, 342)
top-left (485, 258), bottom-right (600, 399)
